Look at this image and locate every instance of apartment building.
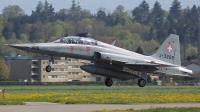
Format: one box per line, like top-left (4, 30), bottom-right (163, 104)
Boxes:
top-left (10, 56), bottom-right (93, 82)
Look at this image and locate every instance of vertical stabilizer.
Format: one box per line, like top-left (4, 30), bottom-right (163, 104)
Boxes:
top-left (151, 34), bottom-right (181, 66)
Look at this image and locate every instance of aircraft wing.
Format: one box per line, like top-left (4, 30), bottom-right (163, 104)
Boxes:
top-left (94, 52), bottom-right (174, 68)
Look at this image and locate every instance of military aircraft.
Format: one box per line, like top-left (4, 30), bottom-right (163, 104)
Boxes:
top-left (6, 34), bottom-right (193, 87)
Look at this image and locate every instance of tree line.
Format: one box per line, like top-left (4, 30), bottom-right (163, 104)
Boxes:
top-left (0, 0), bottom-right (200, 60)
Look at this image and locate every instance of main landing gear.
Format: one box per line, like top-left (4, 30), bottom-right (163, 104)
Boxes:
top-left (105, 78), bottom-right (113, 87)
top-left (104, 77), bottom-right (146, 87)
top-left (138, 69), bottom-right (147, 87)
top-left (46, 56), bottom-right (54, 72)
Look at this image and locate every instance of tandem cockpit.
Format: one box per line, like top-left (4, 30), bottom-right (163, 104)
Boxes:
top-left (52, 36), bottom-right (98, 45)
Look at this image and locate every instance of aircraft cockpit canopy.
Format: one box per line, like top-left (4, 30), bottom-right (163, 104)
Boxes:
top-left (52, 36), bottom-right (98, 45)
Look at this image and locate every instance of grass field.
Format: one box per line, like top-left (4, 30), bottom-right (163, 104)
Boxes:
top-left (0, 83), bottom-right (200, 105)
top-left (0, 83), bottom-right (199, 93)
top-left (92, 107), bottom-right (200, 112)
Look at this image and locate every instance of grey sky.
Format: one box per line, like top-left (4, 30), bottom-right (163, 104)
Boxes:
top-left (0, 0), bottom-right (199, 15)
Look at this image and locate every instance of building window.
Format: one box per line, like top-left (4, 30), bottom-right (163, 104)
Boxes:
top-left (52, 68), bottom-right (59, 71)
top-left (83, 76), bottom-right (87, 79)
top-left (75, 72), bottom-right (79, 76)
top-left (48, 76), bottom-right (52, 78)
top-left (32, 61), bottom-right (38, 65)
top-left (60, 62), bottom-right (65, 65)
top-left (54, 61), bottom-right (58, 64)
top-left (83, 76), bottom-right (90, 79)
top-left (60, 76), bottom-right (66, 78)
top-left (72, 66), bottom-right (79, 68)
top-left (67, 58), bottom-right (71, 62)
top-left (43, 75), bottom-right (45, 78)
top-left (68, 72), bottom-right (71, 75)
top-left (75, 59), bottom-right (79, 62)
top-left (60, 68), bottom-right (65, 71)
top-left (48, 75), bottom-right (58, 78)
top-left (43, 61), bottom-right (45, 64)
top-left (52, 75), bottom-right (58, 78)
top-left (32, 68), bottom-right (38, 72)
top-left (68, 66), bottom-right (72, 68)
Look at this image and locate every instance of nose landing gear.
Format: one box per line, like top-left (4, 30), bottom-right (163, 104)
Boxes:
top-left (138, 78), bottom-right (146, 87)
top-left (45, 56), bottom-right (54, 72)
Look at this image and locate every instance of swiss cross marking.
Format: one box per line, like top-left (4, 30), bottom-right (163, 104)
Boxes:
top-left (86, 46), bottom-right (90, 52)
top-left (70, 46), bottom-right (74, 51)
top-left (167, 43), bottom-right (173, 52)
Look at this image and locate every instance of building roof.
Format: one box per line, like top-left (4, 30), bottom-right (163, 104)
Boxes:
top-left (11, 56), bottom-right (32, 60)
top-left (181, 58), bottom-right (200, 66)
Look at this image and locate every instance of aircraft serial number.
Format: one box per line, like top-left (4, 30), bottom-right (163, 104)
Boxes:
top-left (159, 54), bottom-right (174, 60)
top-left (31, 46), bottom-right (39, 50)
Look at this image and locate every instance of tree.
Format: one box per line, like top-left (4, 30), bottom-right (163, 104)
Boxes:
top-left (51, 20), bottom-right (69, 37)
top-left (169, 0), bottom-right (182, 19)
top-left (167, 0), bottom-right (183, 37)
top-left (0, 15), bottom-right (5, 37)
top-left (148, 1), bottom-right (165, 41)
top-left (0, 37), bottom-right (6, 55)
top-left (0, 56), bottom-right (9, 80)
top-left (97, 9), bottom-right (107, 22)
top-left (57, 8), bottom-right (68, 21)
top-left (149, 1), bottom-right (164, 25)
top-left (2, 23), bottom-right (13, 40)
top-left (19, 33), bottom-right (29, 43)
top-left (68, 0), bottom-right (82, 21)
top-left (29, 21), bottom-right (45, 42)
top-left (2, 5), bottom-right (25, 18)
top-left (135, 46), bottom-right (144, 55)
top-left (132, 0), bottom-right (149, 25)
top-left (36, 1), bottom-right (44, 14)
top-left (43, 0), bottom-right (55, 22)
top-left (115, 5), bottom-right (125, 13)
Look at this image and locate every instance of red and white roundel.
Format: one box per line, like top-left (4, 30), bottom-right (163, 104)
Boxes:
top-left (167, 43), bottom-right (173, 52)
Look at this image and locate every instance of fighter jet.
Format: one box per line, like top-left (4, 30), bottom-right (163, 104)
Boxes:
top-left (6, 34), bottom-right (193, 87)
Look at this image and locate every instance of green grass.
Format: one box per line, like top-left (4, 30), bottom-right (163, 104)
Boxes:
top-left (92, 107), bottom-right (200, 112)
top-left (0, 84), bottom-right (199, 93)
top-left (0, 84), bottom-right (200, 105)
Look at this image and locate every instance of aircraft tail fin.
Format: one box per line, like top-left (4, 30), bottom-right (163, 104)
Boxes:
top-left (151, 34), bottom-right (181, 66)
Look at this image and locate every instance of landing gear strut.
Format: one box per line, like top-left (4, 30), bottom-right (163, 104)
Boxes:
top-left (45, 56), bottom-right (54, 72)
top-left (105, 78), bottom-right (113, 87)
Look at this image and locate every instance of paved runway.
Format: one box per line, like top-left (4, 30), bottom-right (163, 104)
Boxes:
top-left (0, 102), bottom-right (200, 112)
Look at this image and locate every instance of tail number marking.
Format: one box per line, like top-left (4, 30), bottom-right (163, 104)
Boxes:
top-left (159, 54), bottom-right (174, 60)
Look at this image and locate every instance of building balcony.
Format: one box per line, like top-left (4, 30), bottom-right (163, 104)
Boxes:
top-left (31, 72), bottom-right (38, 75)
top-left (31, 79), bottom-right (38, 82)
top-left (31, 65), bottom-right (38, 68)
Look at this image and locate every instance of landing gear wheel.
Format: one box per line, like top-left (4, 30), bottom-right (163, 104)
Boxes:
top-left (46, 65), bottom-right (51, 72)
top-left (138, 78), bottom-right (146, 87)
top-left (105, 78), bottom-right (113, 87)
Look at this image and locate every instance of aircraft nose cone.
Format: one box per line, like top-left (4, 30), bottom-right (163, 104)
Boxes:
top-left (6, 44), bottom-right (29, 50)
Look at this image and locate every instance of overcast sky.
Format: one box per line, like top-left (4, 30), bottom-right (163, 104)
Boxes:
top-left (0, 0), bottom-right (199, 15)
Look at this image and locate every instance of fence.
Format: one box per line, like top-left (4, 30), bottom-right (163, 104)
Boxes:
top-left (0, 81), bottom-right (199, 93)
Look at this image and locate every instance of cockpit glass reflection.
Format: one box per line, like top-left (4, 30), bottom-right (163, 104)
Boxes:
top-left (53, 36), bottom-right (98, 45)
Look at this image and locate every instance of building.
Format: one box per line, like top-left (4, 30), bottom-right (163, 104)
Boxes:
top-left (182, 59), bottom-right (200, 82)
top-left (10, 56), bottom-right (93, 82)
